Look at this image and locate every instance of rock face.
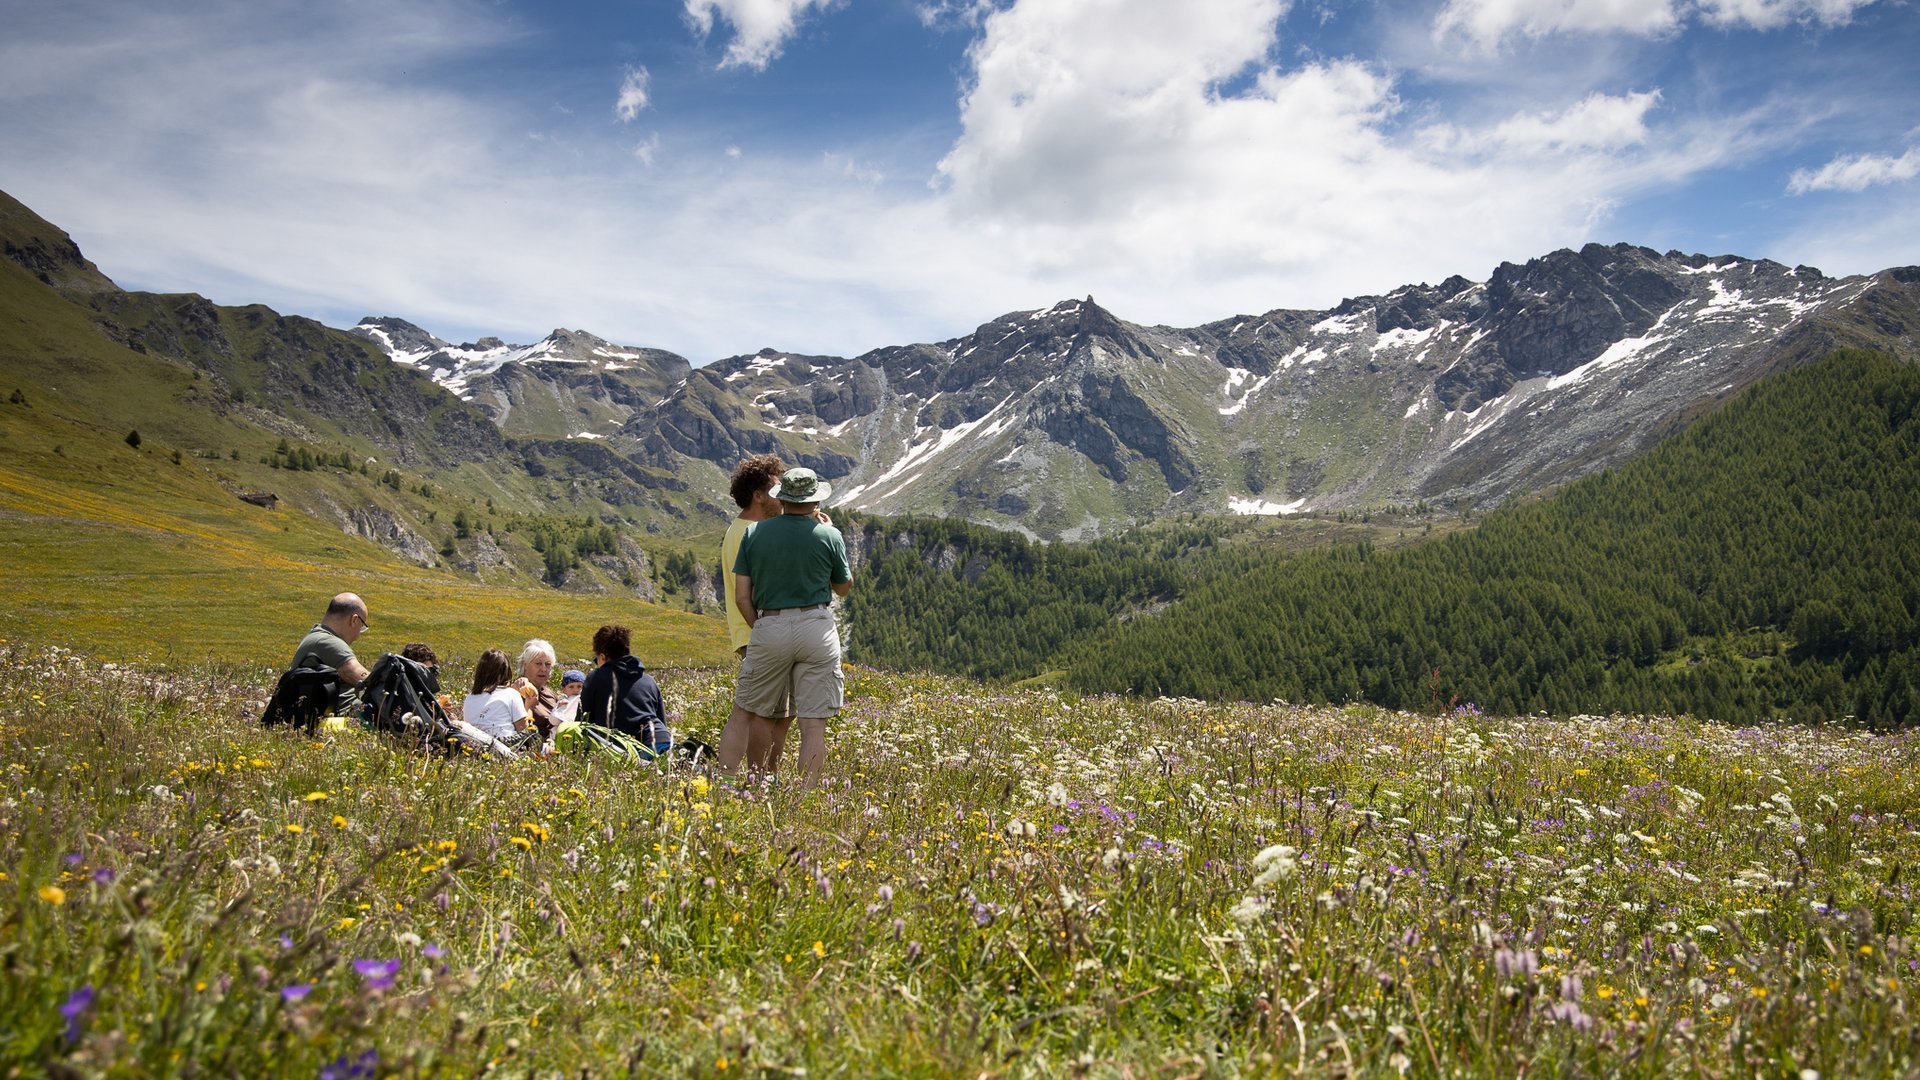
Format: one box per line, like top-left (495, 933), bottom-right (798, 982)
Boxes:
top-left (348, 505), bottom-right (437, 567)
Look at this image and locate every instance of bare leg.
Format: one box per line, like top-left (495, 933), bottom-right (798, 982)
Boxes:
top-left (795, 716), bottom-right (828, 789)
top-left (747, 714), bottom-right (791, 774)
top-left (762, 714), bottom-right (791, 773)
top-left (716, 704), bottom-right (752, 772)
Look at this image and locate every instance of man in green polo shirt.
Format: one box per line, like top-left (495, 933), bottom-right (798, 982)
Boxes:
top-left (731, 468), bottom-right (852, 789)
top-left (288, 592), bottom-right (373, 715)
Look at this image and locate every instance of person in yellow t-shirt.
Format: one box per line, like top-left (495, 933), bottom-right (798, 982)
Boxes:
top-left (717, 455), bottom-right (792, 774)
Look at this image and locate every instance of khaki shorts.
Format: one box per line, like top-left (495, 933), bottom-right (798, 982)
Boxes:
top-left (734, 645), bottom-right (793, 718)
top-left (735, 608), bottom-right (843, 719)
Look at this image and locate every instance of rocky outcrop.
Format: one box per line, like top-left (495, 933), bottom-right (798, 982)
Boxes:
top-left (348, 505), bottom-right (437, 567)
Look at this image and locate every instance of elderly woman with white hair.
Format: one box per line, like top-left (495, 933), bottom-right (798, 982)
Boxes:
top-left (509, 638), bottom-right (562, 741)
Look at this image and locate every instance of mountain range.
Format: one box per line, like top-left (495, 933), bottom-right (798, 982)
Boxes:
top-left (5, 186), bottom-right (1918, 557)
top-left (351, 247), bottom-right (1920, 540)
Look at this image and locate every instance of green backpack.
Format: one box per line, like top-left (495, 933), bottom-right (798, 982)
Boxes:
top-left (551, 720), bottom-right (650, 763)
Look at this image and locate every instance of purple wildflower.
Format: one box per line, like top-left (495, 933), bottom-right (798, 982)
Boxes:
top-left (278, 933), bottom-right (295, 950)
top-left (281, 983), bottom-right (314, 1002)
top-left (421, 943), bottom-right (445, 959)
top-left (92, 867), bottom-right (115, 885)
top-left (352, 958), bottom-right (401, 991)
top-left (319, 1048), bottom-right (380, 1080)
top-left (59, 985), bottom-right (95, 1043)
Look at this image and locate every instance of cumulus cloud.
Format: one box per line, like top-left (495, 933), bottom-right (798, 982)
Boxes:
top-left (932, 0), bottom-right (1735, 317)
top-left (615, 66), bottom-right (651, 121)
top-left (1788, 147), bottom-right (1920, 194)
top-left (684, 0), bottom-right (839, 70)
top-left (2, 0), bottom-right (1897, 366)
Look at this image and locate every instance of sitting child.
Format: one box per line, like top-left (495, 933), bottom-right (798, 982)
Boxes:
top-left (462, 648), bottom-right (529, 742)
top-left (551, 668), bottom-right (585, 724)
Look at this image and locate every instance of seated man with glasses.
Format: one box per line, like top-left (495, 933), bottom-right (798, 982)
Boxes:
top-left (288, 592), bottom-right (375, 715)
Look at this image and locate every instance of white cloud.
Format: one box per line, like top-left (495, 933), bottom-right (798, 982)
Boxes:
top-left (615, 66), bottom-right (651, 122)
top-left (1428, 90), bottom-right (1663, 155)
top-left (1788, 147), bottom-right (1920, 194)
top-left (1697, 0), bottom-right (1879, 30)
top-left (1433, 0), bottom-right (1881, 46)
top-left (931, 0), bottom-right (1742, 321)
top-left (1434, 0), bottom-right (1681, 48)
top-left (2, 0), bottom-right (1900, 369)
top-left (684, 0), bottom-right (839, 71)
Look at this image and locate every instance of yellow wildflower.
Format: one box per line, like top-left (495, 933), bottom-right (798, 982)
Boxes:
top-left (38, 885), bottom-right (66, 905)
top-left (286, 824), bottom-right (305, 835)
top-left (304, 791), bottom-right (330, 802)
top-left (813, 940), bottom-right (826, 959)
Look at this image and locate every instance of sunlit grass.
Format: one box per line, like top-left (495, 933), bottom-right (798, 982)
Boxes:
top-left (6, 648), bottom-right (1915, 1076)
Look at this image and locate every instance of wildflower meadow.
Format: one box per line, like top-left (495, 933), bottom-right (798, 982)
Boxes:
top-left (4, 641), bottom-right (1916, 1076)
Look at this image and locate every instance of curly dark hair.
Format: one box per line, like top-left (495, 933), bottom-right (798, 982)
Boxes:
top-left (591, 623), bottom-right (631, 660)
top-left (728, 454), bottom-right (785, 510)
top-left (401, 642), bottom-right (437, 666)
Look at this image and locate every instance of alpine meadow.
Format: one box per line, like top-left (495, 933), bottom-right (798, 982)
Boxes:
top-left (3, 159), bottom-right (1920, 1080)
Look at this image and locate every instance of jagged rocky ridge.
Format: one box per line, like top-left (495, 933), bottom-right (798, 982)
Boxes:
top-left (362, 244), bottom-right (1920, 540)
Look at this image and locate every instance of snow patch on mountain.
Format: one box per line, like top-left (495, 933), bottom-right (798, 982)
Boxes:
top-left (1229, 496), bottom-right (1307, 516)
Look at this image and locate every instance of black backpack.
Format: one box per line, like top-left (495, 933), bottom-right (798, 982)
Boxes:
top-left (260, 665), bottom-right (341, 733)
top-left (359, 653), bottom-right (458, 752)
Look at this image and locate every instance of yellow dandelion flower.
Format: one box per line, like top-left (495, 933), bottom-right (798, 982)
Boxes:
top-left (1750, 987), bottom-right (1767, 998)
top-left (1635, 996), bottom-right (1649, 1008)
top-left (813, 940), bottom-right (826, 959)
top-left (304, 791), bottom-right (330, 802)
top-left (510, 836), bottom-right (533, 850)
top-left (715, 1058), bottom-right (730, 1071)
top-left (1860, 945), bottom-right (1874, 956)
top-left (332, 815), bottom-right (348, 829)
top-left (1596, 986), bottom-right (1614, 1000)
top-left (286, 824), bottom-right (305, 834)
top-left (38, 885), bottom-right (66, 905)
top-left (336, 917), bottom-right (356, 930)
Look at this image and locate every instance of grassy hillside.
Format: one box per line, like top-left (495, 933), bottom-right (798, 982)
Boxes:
top-left (5, 655), bottom-right (1916, 1075)
top-left (0, 191), bottom-right (735, 603)
top-left (0, 373), bottom-right (729, 667)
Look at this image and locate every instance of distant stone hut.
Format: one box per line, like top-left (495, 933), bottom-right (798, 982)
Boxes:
top-left (240, 491), bottom-right (279, 510)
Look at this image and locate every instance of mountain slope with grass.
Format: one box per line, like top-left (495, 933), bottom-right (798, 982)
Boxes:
top-left (0, 190), bottom-right (734, 603)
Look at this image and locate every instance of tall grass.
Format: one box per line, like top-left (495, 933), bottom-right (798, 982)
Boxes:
top-left (5, 643), bottom-right (1915, 1076)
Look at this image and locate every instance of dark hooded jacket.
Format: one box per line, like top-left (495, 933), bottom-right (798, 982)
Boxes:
top-left (580, 654), bottom-right (668, 747)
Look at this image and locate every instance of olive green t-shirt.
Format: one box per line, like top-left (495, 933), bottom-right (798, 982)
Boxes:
top-left (290, 624), bottom-right (360, 714)
top-left (733, 514), bottom-right (851, 612)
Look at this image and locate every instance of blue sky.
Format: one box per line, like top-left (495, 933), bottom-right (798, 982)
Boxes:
top-left (2, 0), bottom-right (1915, 363)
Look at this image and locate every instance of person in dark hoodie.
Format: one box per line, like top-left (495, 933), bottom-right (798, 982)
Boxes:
top-left (580, 623), bottom-right (670, 755)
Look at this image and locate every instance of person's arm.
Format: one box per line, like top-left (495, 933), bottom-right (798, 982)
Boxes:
top-left (735, 574), bottom-right (757, 629)
top-left (833, 576), bottom-right (852, 598)
top-left (339, 656), bottom-right (370, 686)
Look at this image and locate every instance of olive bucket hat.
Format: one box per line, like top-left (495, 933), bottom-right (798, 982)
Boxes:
top-left (769, 467), bottom-right (832, 505)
